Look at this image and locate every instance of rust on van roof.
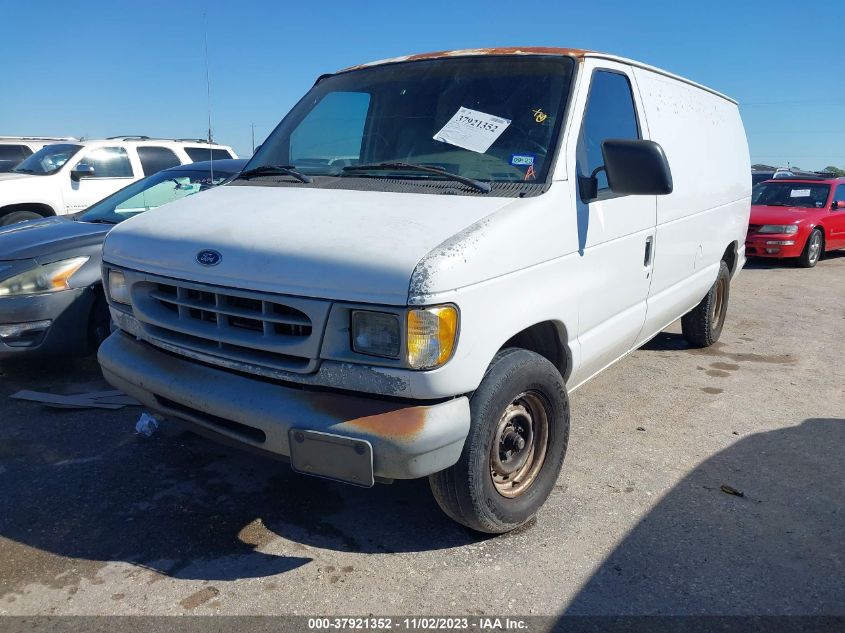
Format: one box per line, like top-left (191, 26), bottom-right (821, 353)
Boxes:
top-left (336, 47), bottom-right (738, 104)
top-left (339, 47), bottom-right (591, 72)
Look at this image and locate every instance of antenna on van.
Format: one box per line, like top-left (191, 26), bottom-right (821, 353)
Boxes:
top-left (203, 12), bottom-right (214, 180)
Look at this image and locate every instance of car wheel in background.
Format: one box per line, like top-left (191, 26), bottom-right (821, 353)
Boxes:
top-left (428, 348), bottom-right (570, 533)
top-left (682, 260), bottom-right (730, 348)
top-left (798, 229), bottom-right (823, 268)
top-left (0, 210), bottom-right (43, 226)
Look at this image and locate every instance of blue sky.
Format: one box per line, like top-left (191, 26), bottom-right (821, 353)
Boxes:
top-left (2, 0), bottom-right (843, 169)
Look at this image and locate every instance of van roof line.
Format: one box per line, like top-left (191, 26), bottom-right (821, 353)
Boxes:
top-left (337, 47), bottom-right (737, 105)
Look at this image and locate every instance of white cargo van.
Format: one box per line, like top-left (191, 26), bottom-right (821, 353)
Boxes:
top-left (99, 48), bottom-right (751, 533)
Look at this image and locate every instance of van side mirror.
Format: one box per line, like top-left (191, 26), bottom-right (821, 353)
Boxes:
top-left (71, 163), bottom-right (95, 181)
top-left (833, 200), bottom-right (845, 210)
top-left (602, 139), bottom-right (673, 197)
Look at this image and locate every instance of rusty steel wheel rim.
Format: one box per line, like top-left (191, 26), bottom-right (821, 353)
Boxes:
top-left (490, 391), bottom-right (550, 498)
top-left (712, 274), bottom-right (728, 332)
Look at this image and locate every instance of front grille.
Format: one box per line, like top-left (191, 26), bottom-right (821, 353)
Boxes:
top-left (152, 283), bottom-right (313, 338)
top-left (130, 275), bottom-right (330, 374)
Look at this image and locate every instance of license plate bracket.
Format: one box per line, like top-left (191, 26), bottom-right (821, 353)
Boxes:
top-left (288, 429), bottom-right (375, 488)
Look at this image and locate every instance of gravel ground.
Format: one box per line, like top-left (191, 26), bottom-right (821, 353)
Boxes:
top-left (0, 254), bottom-right (843, 617)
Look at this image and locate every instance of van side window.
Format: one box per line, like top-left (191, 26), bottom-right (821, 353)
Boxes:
top-left (138, 146), bottom-right (181, 176)
top-left (577, 70), bottom-right (640, 200)
top-left (79, 146), bottom-right (134, 178)
top-left (834, 184), bottom-right (845, 206)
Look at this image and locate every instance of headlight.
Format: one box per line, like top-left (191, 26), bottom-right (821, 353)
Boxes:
top-left (407, 305), bottom-right (458, 369)
top-left (107, 270), bottom-right (131, 305)
top-left (351, 311), bottom-right (401, 358)
top-left (758, 224), bottom-right (798, 234)
top-left (0, 256), bottom-right (88, 297)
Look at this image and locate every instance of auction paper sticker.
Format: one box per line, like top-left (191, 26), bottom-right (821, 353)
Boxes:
top-left (790, 189), bottom-right (811, 197)
top-left (433, 107), bottom-right (511, 154)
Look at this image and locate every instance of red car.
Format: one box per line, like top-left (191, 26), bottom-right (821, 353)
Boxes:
top-left (747, 176), bottom-right (845, 267)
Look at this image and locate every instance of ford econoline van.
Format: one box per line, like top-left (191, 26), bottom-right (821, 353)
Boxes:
top-left (98, 48), bottom-right (751, 533)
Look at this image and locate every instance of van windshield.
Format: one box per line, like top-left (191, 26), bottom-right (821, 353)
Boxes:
top-left (248, 55), bottom-right (575, 190)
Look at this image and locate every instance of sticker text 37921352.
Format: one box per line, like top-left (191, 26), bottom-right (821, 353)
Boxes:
top-left (433, 106), bottom-right (512, 154)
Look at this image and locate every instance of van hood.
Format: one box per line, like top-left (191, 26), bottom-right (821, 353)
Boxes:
top-left (104, 185), bottom-right (517, 304)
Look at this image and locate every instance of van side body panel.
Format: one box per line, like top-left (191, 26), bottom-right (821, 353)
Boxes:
top-left (631, 68), bottom-right (751, 344)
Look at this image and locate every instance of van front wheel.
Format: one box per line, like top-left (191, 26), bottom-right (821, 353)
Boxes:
top-left (428, 348), bottom-right (570, 533)
top-left (681, 260), bottom-right (730, 347)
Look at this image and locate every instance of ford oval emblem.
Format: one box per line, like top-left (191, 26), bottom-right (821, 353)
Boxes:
top-left (196, 249), bottom-right (222, 266)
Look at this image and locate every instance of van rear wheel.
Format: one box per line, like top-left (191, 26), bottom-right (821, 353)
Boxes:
top-left (681, 260), bottom-right (730, 347)
top-left (428, 348), bottom-right (569, 533)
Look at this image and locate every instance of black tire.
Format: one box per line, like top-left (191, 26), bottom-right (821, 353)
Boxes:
top-left (798, 228), bottom-right (823, 268)
top-left (0, 210), bottom-right (43, 226)
top-left (87, 289), bottom-right (112, 351)
top-left (682, 260), bottom-right (730, 348)
top-left (428, 348), bottom-right (570, 533)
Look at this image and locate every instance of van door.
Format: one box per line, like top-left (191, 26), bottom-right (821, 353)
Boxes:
top-left (570, 62), bottom-right (657, 384)
top-left (62, 146), bottom-right (136, 213)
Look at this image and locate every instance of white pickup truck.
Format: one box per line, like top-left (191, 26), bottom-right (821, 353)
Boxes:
top-left (98, 48), bottom-right (751, 533)
top-left (0, 137), bottom-right (237, 225)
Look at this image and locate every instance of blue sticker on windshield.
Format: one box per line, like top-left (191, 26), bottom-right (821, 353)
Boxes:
top-left (510, 154), bottom-right (535, 166)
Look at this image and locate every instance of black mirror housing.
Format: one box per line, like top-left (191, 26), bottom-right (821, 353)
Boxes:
top-left (601, 139), bottom-right (673, 196)
top-left (71, 163), bottom-right (95, 181)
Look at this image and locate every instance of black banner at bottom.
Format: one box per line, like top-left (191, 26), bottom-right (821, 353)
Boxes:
top-left (0, 616), bottom-right (842, 633)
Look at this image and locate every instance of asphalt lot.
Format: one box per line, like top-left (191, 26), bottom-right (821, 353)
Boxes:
top-left (0, 254), bottom-right (843, 617)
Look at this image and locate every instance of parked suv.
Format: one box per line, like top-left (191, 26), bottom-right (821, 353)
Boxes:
top-left (747, 176), bottom-right (845, 267)
top-left (0, 137), bottom-right (237, 225)
top-left (98, 48), bottom-right (750, 533)
top-left (0, 137), bottom-right (78, 173)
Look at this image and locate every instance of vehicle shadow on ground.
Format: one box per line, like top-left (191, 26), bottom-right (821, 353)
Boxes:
top-left (0, 359), bottom-right (483, 590)
top-left (639, 331), bottom-right (690, 352)
top-left (561, 417), bottom-right (845, 615)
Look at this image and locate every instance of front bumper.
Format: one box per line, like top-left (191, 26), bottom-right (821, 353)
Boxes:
top-left (0, 287), bottom-right (92, 358)
top-left (98, 332), bottom-right (471, 482)
top-left (745, 234), bottom-right (803, 259)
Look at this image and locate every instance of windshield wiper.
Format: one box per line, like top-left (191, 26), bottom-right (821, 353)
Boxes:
top-left (84, 218), bottom-right (119, 225)
top-left (343, 162), bottom-right (491, 193)
top-left (236, 164), bottom-right (312, 184)
top-left (13, 168), bottom-right (34, 173)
